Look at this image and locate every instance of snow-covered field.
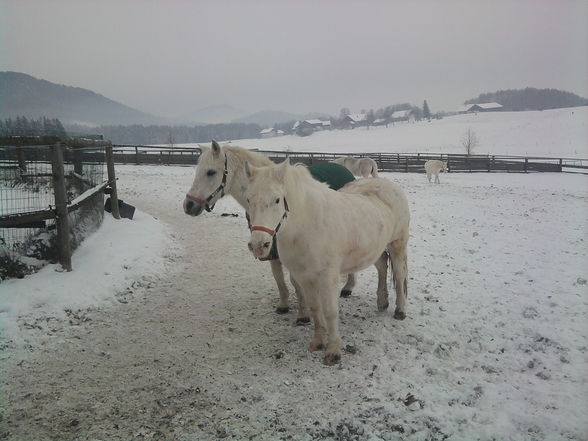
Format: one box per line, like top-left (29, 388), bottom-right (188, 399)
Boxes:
top-left (230, 107), bottom-right (588, 159)
top-left (1, 163), bottom-right (587, 441)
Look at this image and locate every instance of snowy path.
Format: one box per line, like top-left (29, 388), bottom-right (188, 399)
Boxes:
top-left (2, 166), bottom-right (587, 441)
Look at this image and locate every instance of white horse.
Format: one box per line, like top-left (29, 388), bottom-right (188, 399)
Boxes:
top-left (332, 156), bottom-right (379, 178)
top-left (183, 141), bottom-right (371, 324)
top-left (245, 159), bottom-right (410, 365)
top-left (424, 160), bottom-right (448, 184)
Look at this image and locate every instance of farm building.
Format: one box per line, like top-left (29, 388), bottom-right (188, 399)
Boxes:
top-left (259, 128), bottom-right (284, 138)
top-left (390, 109), bottom-right (416, 123)
top-left (293, 119), bottom-right (330, 136)
top-left (372, 118), bottom-right (388, 127)
top-left (458, 102), bottom-right (504, 113)
top-left (341, 113), bottom-right (367, 129)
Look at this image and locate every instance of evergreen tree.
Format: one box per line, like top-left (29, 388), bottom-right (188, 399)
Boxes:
top-left (423, 100), bottom-right (431, 120)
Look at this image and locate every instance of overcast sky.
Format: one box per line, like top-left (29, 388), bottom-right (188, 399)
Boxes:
top-left (1, 0), bottom-right (587, 118)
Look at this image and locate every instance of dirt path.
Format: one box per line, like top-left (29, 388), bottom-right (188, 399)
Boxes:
top-left (2, 167), bottom-right (587, 441)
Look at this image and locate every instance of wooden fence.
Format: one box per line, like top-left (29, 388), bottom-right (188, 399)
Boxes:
top-left (0, 138), bottom-right (120, 273)
top-left (111, 145), bottom-right (588, 174)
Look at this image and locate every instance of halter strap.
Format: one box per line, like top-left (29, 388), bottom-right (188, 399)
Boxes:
top-left (249, 198), bottom-right (289, 237)
top-left (185, 154), bottom-right (228, 212)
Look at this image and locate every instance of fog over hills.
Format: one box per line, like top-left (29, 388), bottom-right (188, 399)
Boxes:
top-left (0, 72), bottom-right (163, 126)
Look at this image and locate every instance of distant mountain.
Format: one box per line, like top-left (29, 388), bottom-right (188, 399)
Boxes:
top-left (175, 104), bottom-right (248, 125)
top-left (465, 87), bottom-right (588, 111)
top-left (0, 71), bottom-right (162, 126)
top-left (232, 110), bottom-right (332, 126)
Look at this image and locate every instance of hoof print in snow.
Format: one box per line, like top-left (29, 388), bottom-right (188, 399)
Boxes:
top-left (402, 393), bottom-right (422, 411)
top-left (344, 344), bottom-right (357, 355)
top-left (275, 306), bottom-right (289, 314)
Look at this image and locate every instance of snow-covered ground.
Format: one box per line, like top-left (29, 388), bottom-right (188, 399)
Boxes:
top-left (1, 164), bottom-right (587, 441)
top-left (230, 106), bottom-right (588, 158)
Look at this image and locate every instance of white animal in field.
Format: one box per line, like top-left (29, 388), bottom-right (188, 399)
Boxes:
top-left (245, 159), bottom-right (410, 365)
top-left (332, 156), bottom-right (379, 178)
top-left (424, 160), bottom-right (448, 184)
top-left (183, 141), bottom-right (385, 325)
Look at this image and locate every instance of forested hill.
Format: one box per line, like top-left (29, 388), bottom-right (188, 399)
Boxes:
top-left (0, 71), bottom-right (162, 126)
top-left (465, 87), bottom-right (588, 111)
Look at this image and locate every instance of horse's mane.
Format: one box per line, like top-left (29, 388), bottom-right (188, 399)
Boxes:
top-left (224, 145), bottom-right (274, 168)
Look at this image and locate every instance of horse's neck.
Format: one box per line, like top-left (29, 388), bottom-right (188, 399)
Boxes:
top-left (283, 169), bottom-right (324, 229)
top-left (226, 148), bottom-right (273, 208)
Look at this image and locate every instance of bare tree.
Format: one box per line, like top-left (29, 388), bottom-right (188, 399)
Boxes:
top-left (461, 128), bottom-right (479, 155)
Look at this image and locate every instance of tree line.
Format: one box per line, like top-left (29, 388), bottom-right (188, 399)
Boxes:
top-left (66, 122), bottom-right (262, 145)
top-left (465, 87), bottom-right (588, 111)
top-left (0, 116), bottom-right (67, 136)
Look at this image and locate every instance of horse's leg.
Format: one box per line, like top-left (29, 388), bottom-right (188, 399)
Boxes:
top-left (426, 172), bottom-right (432, 183)
top-left (298, 278), bottom-right (327, 353)
top-left (318, 271), bottom-right (343, 365)
top-left (340, 273), bottom-right (355, 297)
top-left (435, 173), bottom-right (440, 184)
top-left (290, 275), bottom-right (311, 325)
top-left (387, 237), bottom-right (409, 320)
top-left (270, 260), bottom-right (290, 314)
top-left (374, 251), bottom-right (389, 311)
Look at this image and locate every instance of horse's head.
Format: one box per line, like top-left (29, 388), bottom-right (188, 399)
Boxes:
top-left (184, 140), bottom-right (228, 216)
top-left (244, 159), bottom-right (290, 260)
top-left (441, 161), bottom-right (448, 172)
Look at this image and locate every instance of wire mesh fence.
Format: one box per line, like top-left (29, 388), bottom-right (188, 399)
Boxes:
top-left (0, 144), bottom-right (107, 279)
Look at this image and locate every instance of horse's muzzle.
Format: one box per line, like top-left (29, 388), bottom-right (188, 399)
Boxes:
top-left (183, 198), bottom-right (204, 216)
top-left (248, 234), bottom-right (272, 260)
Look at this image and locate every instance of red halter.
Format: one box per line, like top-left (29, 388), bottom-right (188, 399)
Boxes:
top-left (249, 198), bottom-right (289, 237)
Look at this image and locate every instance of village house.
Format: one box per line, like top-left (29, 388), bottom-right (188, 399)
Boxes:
top-left (457, 102), bottom-right (504, 113)
top-left (390, 109), bottom-right (416, 123)
top-left (259, 128), bottom-right (284, 138)
top-left (341, 113), bottom-right (367, 129)
top-left (293, 119), bottom-right (331, 136)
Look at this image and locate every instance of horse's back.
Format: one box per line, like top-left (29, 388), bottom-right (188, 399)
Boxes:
top-left (340, 178), bottom-right (409, 222)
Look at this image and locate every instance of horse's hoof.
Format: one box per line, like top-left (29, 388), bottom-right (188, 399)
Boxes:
top-left (340, 290), bottom-right (352, 298)
top-left (378, 301), bottom-right (389, 312)
top-left (323, 353), bottom-right (341, 366)
top-left (296, 316), bottom-right (311, 326)
top-left (276, 306), bottom-right (289, 314)
top-left (394, 310), bottom-right (406, 320)
top-left (309, 342), bottom-right (324, 352)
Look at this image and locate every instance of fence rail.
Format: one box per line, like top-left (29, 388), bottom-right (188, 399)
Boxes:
top-left (1, 138), bottom-right (120, 278)
top-left (111, 144), bottom-right (588, 173)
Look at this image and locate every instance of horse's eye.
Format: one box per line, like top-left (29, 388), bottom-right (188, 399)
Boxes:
top-left (275, 198), bottom-right (280, 204)
top-left (207, 169), bottom-right (217, 177)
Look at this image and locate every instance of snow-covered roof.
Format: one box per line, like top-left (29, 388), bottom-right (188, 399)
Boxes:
top-left (305, 119), bottom-right (324, 125)
top-left (391, 110), bottom-right (412, 118)
top-left (473, 102), bottom-right (503, 110)
top-left (260, 128), bottom-right (275, 134)
top-left (373, 118), bottom-right (386, 124)
top-left (322, 120), bottom-right (331, 126)
top-left (292, 121), bottom-right (300, 129)
top-left (346, 114), bottom-right (366, 122)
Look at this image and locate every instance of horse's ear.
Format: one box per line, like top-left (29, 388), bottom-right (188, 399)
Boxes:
top-left (211, 140), bottom-right (221, 157)
top-left (245, 161), bottom-right (256, 179)
top-left (275, 158), bottom-right (289, 183)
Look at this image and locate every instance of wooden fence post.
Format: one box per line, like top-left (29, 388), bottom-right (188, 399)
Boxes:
top-left (17, 147), bottom-right (27, 172)
top-left (51, 142), bottom-right (72, 272)
top-left (135, 146), bottom-right (140, 165)
top-left (524, 158), bottom-right (528, 173)
top-left (105, 145), bottom-right (121, 219)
